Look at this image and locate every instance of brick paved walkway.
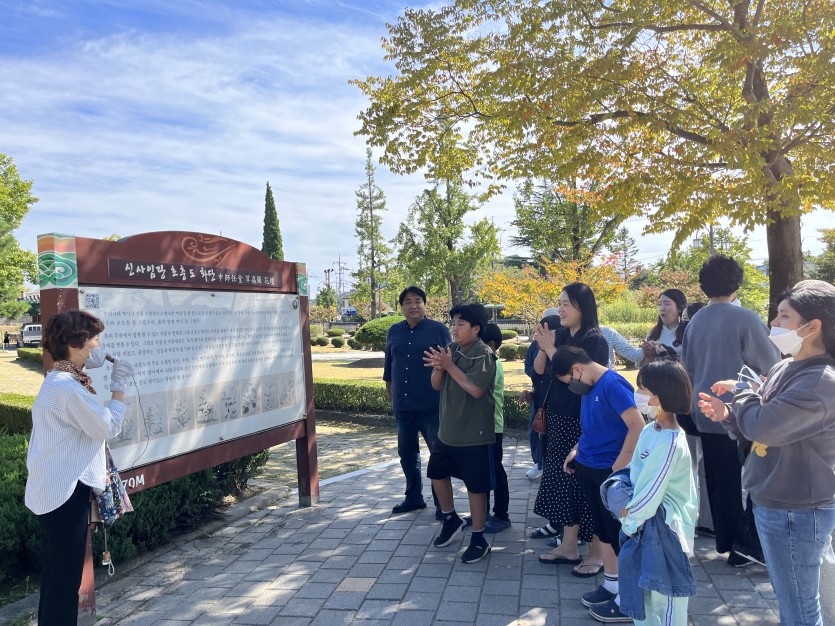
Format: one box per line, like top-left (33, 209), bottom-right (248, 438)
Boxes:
top-left (78, 433), bottom-right (795, 625)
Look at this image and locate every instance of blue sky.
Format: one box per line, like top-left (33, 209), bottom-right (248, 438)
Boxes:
top-left (1, 0), bottom-right (830, 296)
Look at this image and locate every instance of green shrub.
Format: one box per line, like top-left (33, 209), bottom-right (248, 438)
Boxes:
top-left (355, 316), bottom-right (404, 351)
top-left (607, 322), bottom-right (654, 343)
top-left (0, 393), bottom-right (34, 435)
top-left (512, 328), bottom-right (528, 336)
top-left (331, 337), bottom-right (345, 348)
top-left (497, 344), bottom-right (519, 360)
top-left (0, 430), bottom-right (263, 584)
top-left (313, 379), bottom-right (390, 414)
top-left (315, 336), bottom-right (330, 346)
top-left (502, 391), bottom-right (530, 430)
top-left (91, 469), bottom-right (224, 565)
top-left (0, 434), bottom-right (40, 585)
top-left (213, 450), bottom-right (270, 498)
top-left (326, 328), bottom-right (345, 337)
top-left (346, 338), bottom-right (361, 349)
top-left (600, 295), bottom-right (658, 324)
top-left (517, 343), bottom-right (532, 359)
top-left (347, 330), bottom-right (356, 337)
top-left (500, 329), bottom-right (518, 340)
top-left (16, 348), bottom-right (42, 364)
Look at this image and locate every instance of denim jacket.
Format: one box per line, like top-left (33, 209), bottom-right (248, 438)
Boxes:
top-left (601, 469), bottom-right (696, 620)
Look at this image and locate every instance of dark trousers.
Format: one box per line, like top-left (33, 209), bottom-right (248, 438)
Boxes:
top-left (487, 433), bottom-right (510, 520)
top-left (575, 461), bottom-right (622, 555)
top-left (396, 410), bottom-right (439, 508)
top-left (701, 431), bottom-right (756, 554)
top-left (37, 481), bottom-right (91, 625)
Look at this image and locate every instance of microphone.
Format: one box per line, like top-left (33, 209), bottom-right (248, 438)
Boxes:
top-left (105, 354), bottom-right (116, 363)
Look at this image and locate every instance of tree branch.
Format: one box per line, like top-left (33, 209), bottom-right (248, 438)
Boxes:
top-left (685, 0), bottom-right (745, 40)
top-left (550, 110), bottom-right (712, 145)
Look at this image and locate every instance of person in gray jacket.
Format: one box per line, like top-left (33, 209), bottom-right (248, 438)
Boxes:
top-left (699, 279), bottom-right (835, 626)
top-left (681, 255), bottom-right (780, 567)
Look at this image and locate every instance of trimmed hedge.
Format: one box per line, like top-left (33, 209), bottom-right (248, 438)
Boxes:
top-left (500, 329), bottom-right (518, 340)
top-left (347, 338), bottom-right (361, 350)
top-left (497, 344), bottom-right (519, 361)
top-left (16, 348), bottom-right (42, 364)
top-left (311, 379), bottom-right (529, 430)
top-left (355, 316), bottom-right (404, 351)
top-left (314, 336), bottom-right (330, 346)
top-left (0, 434), bottom-right (40, 585)
top-left (313, 379), bottom-right (390, 414)
top-left (326, 328), bottom-right (345, 337)
top-left (331, 337), bottom-right (345, 348)
top-left (0, 392), bottom-right (34, 434)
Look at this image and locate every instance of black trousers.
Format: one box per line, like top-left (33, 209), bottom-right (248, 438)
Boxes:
top-left (37, 481), bottom-right (91, 625)
top-left (700, 432), bottom-right (756, 554)
top-left (575, 461), bottom-right (622, 555)
top-left (487, 433), bottom-right (510, 520)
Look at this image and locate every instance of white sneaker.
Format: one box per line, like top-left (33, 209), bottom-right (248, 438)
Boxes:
top-left (526, 466), bottom-right (543, 480)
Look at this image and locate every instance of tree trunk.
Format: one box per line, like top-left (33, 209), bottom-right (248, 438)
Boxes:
top-left (765, 210), bottom-right (803, 320)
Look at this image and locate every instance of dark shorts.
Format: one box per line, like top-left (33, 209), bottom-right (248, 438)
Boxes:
top-left (574, 461), bottom-right (622, 551)
top-left (427, 439), bottom-right (495, 494)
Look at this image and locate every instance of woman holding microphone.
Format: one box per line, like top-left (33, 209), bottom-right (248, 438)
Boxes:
top-left (25, 311), bottom-right (133, 625)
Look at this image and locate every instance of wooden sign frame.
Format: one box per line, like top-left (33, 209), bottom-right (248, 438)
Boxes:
top-left (37, 231), bottom-right (319, 623)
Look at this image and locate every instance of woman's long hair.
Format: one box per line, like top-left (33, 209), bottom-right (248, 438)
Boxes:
top-left (560, 282), bottom-right (600, 344)
top-left (646, 288), bottom-right (687, 346)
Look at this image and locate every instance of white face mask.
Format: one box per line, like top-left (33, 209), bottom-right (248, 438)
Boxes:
top-left (769, 323), bottom-right (809, 357)
top-left (645, 404), bottom-right (660, 420)
top-left (84, 346), bottom-right (108, 369)
top-left (634, 391), bottom-right (652, 414)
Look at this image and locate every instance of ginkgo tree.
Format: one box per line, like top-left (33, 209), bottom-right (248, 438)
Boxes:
top-left (353, 0), bottom-right (835, 313)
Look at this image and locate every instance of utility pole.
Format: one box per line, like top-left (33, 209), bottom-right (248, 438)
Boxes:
top-left (323, 268), bottom-right (334, 320)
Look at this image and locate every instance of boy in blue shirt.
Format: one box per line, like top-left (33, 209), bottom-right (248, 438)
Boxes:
top-left (552, 346), bottom-right (645, 623)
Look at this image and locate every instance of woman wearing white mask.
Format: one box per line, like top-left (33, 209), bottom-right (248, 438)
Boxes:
top-left (699, 280), bottom-right (835, 626)
top-left (25, 311), bottom-right (134, 625)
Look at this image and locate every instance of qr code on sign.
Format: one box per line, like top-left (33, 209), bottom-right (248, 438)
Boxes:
top-left (84, 293), bottom-right (100, 309)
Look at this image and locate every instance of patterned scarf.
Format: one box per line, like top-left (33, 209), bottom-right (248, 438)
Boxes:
top-left (53, 360), bottom-right (96, 394)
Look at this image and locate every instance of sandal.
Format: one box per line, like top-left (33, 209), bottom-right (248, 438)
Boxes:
top-left (528, 523), bottom-right (561, 539)
top-left (538, 549), bottom-right (582, 565)
top-left (572, 560), bottom-right (604, 578)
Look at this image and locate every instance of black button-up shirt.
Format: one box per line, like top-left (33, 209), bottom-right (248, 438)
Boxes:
top-left (383, 317), bottom-right (451, 414)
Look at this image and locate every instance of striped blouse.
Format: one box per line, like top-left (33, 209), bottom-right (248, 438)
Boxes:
top-left (25, 371), bottom-right (126, 515)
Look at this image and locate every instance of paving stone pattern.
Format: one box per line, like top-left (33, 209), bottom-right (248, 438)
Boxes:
top-left (93, 437), bottom-right (781, 625)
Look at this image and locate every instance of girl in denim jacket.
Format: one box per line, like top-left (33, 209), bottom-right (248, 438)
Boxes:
top-left (592, 359), bottom-right (698, 625)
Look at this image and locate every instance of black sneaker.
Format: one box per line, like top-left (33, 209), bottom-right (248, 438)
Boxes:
top-left (392, 500), bottom-right (426, 515)
top-left (580, 585), bottom-right (616, 608)
top-left (461, 540), bottom-right (491, 564)
top-left (433, 514), bottom-right (466, 547)
top-left (731, 543), bottom-right (766, 567)
top-left (588, 598), bottom-right (632, 623)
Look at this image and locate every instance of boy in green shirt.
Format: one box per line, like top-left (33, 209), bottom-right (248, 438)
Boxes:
top-left (424, 304), bottom-right (496, 563)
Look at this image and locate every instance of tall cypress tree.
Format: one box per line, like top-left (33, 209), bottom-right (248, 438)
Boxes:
top-left (261, 182), bottom-right (284, 261)
top-left (354, 148), bottom-right (390, 318)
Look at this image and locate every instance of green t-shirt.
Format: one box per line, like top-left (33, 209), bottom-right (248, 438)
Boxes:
top-left (439, 339), bottom-right (496, 446)
top-left (494, 358), bottom-right (505, 434)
